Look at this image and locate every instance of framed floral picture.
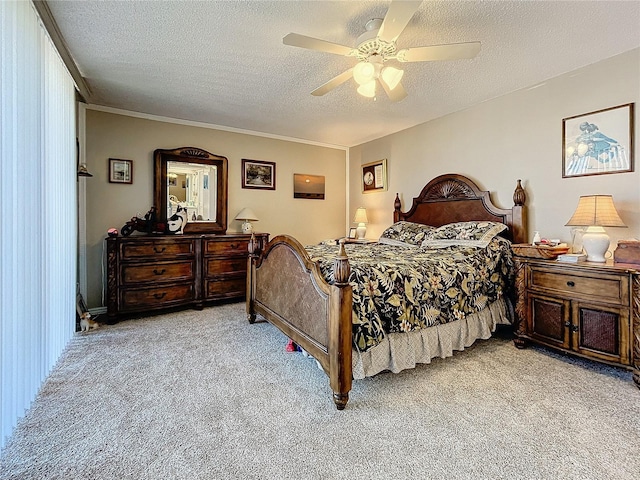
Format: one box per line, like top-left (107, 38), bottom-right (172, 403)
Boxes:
top-left (562, 103), bottom-right (634, 178)
top-left (362, 159), bottom-right (387, 193)
top-left (108, 158), bottom-right (133, 184)
top-left (242, 159), bottom-right (276, 190)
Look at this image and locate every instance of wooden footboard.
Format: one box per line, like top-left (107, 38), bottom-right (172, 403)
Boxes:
top-left (246, 235), bottom-right (353, 409)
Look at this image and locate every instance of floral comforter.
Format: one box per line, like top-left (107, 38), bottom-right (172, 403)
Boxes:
top-left (305, 237), bottom-right (515, 352)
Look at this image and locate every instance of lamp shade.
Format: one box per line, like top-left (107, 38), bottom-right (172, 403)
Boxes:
top-left (353, 61), bottom-right (375, 86)
top-left (353, 207), bottom-right (368, 224)
top-left (565, 195), bottom-right (626, 227)
top-left (357, 80), bottom-right (376, 98)
top-left (234, 207), bottom-right (258, 222)
top-left (380, 66), bottom-right (404, 90)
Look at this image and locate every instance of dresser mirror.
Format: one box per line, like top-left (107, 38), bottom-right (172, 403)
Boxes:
top-left (154, 147), bottom-right (228, 233)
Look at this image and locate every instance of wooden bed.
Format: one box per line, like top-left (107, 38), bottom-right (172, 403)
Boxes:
top-left (246, 174), bottom-right (527, 409)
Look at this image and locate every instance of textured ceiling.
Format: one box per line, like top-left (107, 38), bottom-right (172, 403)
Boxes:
top-left (47, 1), bottom-right (640, 147)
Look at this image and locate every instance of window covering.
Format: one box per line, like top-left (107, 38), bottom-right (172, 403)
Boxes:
top-left (1, 0), bottom-right (77, 449)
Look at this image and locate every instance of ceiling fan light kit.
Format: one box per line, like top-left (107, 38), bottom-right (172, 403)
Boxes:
top-left (282, 0), bottom-right (480, 102)
top-left (357, 80), bottom-right (377, 98)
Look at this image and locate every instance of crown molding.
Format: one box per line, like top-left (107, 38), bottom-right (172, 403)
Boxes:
top-left (85, 104), bottom-right (349, 151)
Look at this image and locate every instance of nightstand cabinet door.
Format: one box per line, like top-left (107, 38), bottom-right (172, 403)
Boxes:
top-left (572, 301), bottom-right (630, 365)
top-left (528, 293), bottom-right (571, 349)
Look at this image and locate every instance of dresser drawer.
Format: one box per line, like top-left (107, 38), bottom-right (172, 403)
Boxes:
top-left (121, 261), bottom-right (195, 284)
top-left (204, 238), bottom-right (250, 257)
top-left (205, 257), bottom-right (247, 277)
top-left (121, 283), bottom-right (195, 308)
top-left (205, 277), bottom-right (246, 298)
top-left (121, 239), bottom-right (195, 259)
top-left (530, 269), bottom-right (626, 304)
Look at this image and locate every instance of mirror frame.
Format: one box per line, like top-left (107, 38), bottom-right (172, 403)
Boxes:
top-left (154, 147), bottom-right (228, 234)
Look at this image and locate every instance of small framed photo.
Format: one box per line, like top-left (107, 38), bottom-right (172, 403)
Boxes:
top-left (362, 159), bottom-right (387, 193)
top-left (108, 158), bottom-right (133, 184)
top-left (348, 228), bottom-right (357, 239)
top-left (242, 159), bottom-right (276, 190)
top-left (562, 103), bottom-right (634, 178)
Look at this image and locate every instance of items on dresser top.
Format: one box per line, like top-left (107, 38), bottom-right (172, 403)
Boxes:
top-left (556, 253), bottom-right (587, 263)
top-left (106, 233), bottom-right (268, 321)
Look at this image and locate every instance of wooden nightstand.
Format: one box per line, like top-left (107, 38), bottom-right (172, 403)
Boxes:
top-left (513, 256), bottom-right (640, 389)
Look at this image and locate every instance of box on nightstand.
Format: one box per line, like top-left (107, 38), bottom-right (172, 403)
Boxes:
top-left (614, 240), bottom-right (640, 265)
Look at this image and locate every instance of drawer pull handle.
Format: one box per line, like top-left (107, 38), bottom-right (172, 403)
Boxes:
top-left (230, 243), bottom-right (239, 249)
top-left (566, 281), bottom-right (575, 287)
top-left (154, 247), bottom-right (166, 254)
top-left (564, 321), bottom-right (571, 327)
top-left (153, 268), bottom-right (166, 275)
top-left (153, 292), bottom-right (167, 299)
top-left (571, 325), bottom-right (579, 333)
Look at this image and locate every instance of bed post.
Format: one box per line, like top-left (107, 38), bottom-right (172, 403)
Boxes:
top-left (246, 233), bottom-right (260, 324)
top-left (511, 179), bottom-right (527, 244)
top-left (329, 240), bottom-right (353, 410)
top-left (393, 193), bottom-right (402, 223)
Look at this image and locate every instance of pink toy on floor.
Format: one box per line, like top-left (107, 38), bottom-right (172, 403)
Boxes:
top-left (285, 338), bottom-right (297, 352)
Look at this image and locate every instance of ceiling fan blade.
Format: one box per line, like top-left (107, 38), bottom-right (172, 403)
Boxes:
top-left (283, 33), bottom-right (354, 56)
top-left (311, 69), bottom-right (354, 96)
top-left (379, 79), bottom-right (408, 103)
top-left (397, 42), bottom-right (481, 62)
top-left (377, 0), bottom-right (423, 43)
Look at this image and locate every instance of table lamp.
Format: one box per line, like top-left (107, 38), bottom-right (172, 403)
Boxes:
top-left (565, 195), bottom-right (626, 262)
top-left (353, 207), bottom-right (368, 239)
top-left (235, 207), bottom-right (258, 234)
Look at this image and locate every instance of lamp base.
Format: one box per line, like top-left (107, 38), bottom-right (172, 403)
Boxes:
top-left (582, 226), bottom-right (609, 263)
top-left (356, 223), bottom-right (367, 240)
top-left (242, 222), bottom-right (253, 234)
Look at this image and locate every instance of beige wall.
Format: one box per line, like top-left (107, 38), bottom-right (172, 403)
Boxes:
top-left (350, 49), bottom-right (640, 250)
top-left (84, 110), bottom-right (346, 308)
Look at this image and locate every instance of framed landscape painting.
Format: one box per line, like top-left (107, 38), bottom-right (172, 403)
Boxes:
top-left (242, 159), bottom-right (276, 190)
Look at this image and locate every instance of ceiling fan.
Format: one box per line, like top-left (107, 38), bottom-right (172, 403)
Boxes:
top-left (283, 0), bottom-right (480, 102)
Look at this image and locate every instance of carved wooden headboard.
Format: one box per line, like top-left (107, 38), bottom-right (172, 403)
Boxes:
top-left (393, 173), bottom-right (527, 244)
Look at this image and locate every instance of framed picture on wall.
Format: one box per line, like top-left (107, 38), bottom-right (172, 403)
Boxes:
top-left (562, 103), bottom-right (634, 178)
top-left (293, 174), bottom-right (325, 199)
top-left (108, 158), bottom-right (133, 184)
top-left (362, 159), bottom-right (387, 193)
top-left (242, 159), bottom-right (276, 190)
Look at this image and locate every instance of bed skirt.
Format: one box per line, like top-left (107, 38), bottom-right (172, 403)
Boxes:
top-left (352, 297), bottom-right (512, 380)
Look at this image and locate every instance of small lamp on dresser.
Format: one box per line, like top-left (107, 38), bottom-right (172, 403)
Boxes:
top-left (235, 207), bottom-right (259, 234)
top-left (353, 207), bottom-right (369, 239)
top-left (565, 195), bottom-right (626, 262)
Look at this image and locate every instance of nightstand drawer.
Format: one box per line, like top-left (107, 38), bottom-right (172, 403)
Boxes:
top-left (530, 269), bottom-right (626, 304)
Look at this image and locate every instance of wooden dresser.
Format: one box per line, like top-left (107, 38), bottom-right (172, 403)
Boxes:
top-left (106, 233), bottom-right (268, 321)
top-left (513, 256), bottom-right (640, 389)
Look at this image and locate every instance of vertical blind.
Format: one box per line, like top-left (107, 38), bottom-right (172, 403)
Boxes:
top-left (1, 1), bottom-right (77, 449)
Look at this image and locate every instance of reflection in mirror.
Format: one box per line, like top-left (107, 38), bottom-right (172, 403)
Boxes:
top-left (167, 161), bottom-right (218, 222)
top-left (154, 147), bottom-right (228, 234)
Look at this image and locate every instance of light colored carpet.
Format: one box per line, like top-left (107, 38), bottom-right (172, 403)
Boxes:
top-left (1, 302), bottom-right (639, 480)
